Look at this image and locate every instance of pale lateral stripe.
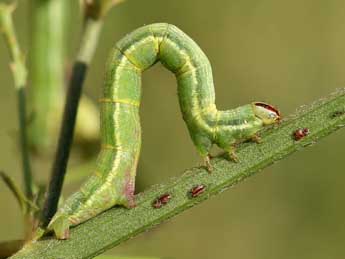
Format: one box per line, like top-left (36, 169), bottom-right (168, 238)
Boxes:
top-left (99, 98), bottom-right (140, 107)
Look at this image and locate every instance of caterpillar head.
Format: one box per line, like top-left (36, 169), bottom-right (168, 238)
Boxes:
top-left (252, 102), bottom-right (281, 125)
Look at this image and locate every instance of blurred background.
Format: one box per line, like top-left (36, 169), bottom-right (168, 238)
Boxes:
top-left (1, 0), bottom-right (345, 258)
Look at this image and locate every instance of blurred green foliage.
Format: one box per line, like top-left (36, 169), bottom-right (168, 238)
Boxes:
top-left (0, 0), bottom-right (344, 258)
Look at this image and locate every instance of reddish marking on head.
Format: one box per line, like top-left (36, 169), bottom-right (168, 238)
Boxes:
top-left (293, 128), bottom-right (310, 141)
top-left (189, 184), bottom-right (206, 198)
top-left (255, 102), bottom-right (281, 119)
top-left (152, 193), bottom-right (171, 209)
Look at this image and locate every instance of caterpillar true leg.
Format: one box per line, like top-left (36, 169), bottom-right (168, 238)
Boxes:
top-left (45, 23), bottom-right (280, 239)
top-left (226, 146), bottom-right (240, 163)
top-left (202, 154), bottom-right (213, 173)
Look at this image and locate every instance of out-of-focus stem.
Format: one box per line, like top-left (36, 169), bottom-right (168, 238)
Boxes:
top-left (0, 3), bottom-right (34, 200)
top-left (29, 0), bottom-right (100, 154)
top-left (28, 0), bottom-right (67, 151)
top-left (0, 171), bottom-right (38, 212)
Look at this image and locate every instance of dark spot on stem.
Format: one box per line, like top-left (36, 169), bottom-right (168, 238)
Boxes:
top-left (293, 128), bottom-right (310, 141)
top-left (189, 184), bottom-right (206, 198)
top-left (330, 110), bottom-right (345, 118)
top-left (152, 193), bottom-right (171, 208)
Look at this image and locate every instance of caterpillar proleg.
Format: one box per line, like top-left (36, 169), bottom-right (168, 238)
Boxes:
top-left (47, 23), bottom-right (280, 239)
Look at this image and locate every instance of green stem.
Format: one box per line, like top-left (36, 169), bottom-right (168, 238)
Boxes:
top-left (0, 171), bottom-right (38, 212)
top-left (10, 89), bottom-right (345, 259)
top-left (17, 88), bottom-right (34, 200)
top-left (0, 3), bottom-right (34, 200)
top-left (28, 0), bottom-right (67, 151)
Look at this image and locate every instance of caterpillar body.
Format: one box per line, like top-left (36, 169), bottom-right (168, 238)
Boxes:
top-left (47, 23), bottom-right (280, 239)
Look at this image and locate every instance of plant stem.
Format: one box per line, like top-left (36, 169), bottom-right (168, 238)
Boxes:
top-left (77, 18), bottom-right (103, 64)
top-left (0, 3), bottom-right (34, 200)
top-left (41, 18), bottom-right (102, 227)
top-left (18, 88), bottom-right (33, 200)
top-left (0, 171), bottom-right (38, 212)
top-left (11, 89), bottom-right (345, 259)
top-left (28, 0), bottom-right (67, 151)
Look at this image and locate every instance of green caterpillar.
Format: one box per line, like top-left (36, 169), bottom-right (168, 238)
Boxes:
top-left (47, 23), bottom-right (280, 239)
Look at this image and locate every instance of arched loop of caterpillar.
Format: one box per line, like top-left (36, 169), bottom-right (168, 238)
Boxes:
top-left (45, 23), bottom-right (280, 239)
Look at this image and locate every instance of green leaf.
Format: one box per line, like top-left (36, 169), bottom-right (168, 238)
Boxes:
top-left (10, 89), bottom-right (345, 259)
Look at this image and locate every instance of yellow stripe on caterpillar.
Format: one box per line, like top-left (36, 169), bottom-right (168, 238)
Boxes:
top-left (100, 144), bottom-right (123, 151)
top-left (99, 98), bottom-right (140, 107)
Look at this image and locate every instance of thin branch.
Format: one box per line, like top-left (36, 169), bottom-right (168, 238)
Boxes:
top-left (0, 171), bottom-right (38, 212)
top-left (11, 89), bottom-right (345, 259)
top-left (41, 0), bottom-right (125, 227)
top-left (0, 3), bottom-right (34, 200)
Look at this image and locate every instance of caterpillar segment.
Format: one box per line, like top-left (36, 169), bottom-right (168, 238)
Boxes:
top-left (47, 23), bottom-right (280, 239)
